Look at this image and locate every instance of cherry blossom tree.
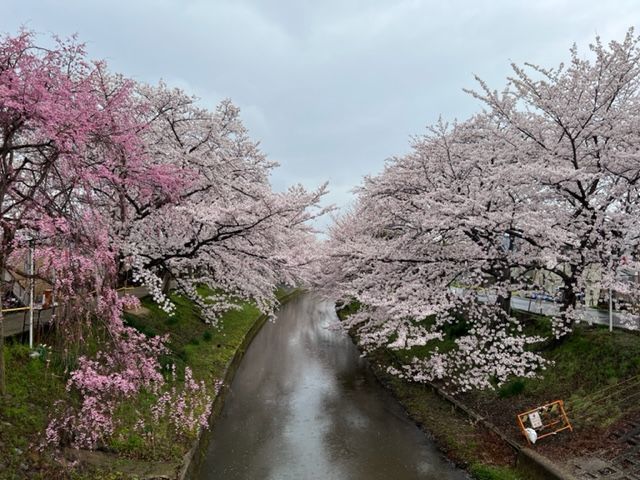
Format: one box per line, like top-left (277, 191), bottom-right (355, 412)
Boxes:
top-left (120, 83), bottom-right (329, 320)
top-left (0, 31), bottom-right (162, 395)
top-left (318, 115), bottom-right (548, 391)
top-left (0, 29), bottom-right (329, 450)
top-left (320, 29), bottom-right (640, 391)
top-left (468, 28), bottom-right (640, 330)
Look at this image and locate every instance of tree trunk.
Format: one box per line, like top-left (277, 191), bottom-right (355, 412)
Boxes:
top-left (494, 262), bottom-right (512, 315)
top-left (496, 291), bottom-right (512, 315)
top-left (0, 190), bottom-right (6, 396)
top-left (547, 276), bottom-right (579, 348)
top-left (161, 271), bottom-right (172, 296)
top-left (560, 276), bottom-right (578, 320)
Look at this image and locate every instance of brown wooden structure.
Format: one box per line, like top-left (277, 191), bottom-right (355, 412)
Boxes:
top-left (517, 400), bottom-right (573, 445)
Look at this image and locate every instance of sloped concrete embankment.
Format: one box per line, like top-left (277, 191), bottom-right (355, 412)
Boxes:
top-left (427, 383), bottom-right (577, 480)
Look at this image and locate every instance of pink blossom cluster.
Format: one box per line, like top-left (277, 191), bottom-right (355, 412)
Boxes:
top-left (45, 291), bottom-right (167, 449)
top-left (145, 367), bottom-right (216, 442)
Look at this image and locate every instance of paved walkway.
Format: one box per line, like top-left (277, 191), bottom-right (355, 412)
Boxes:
top-left (569, 419), bottom-right (640, 479)
top-left (510, 295), bottom-right (640, 330)
top-left (1, 286), bottom-right (148, 338)
top-left (451, 287), bottom-right (640, 331)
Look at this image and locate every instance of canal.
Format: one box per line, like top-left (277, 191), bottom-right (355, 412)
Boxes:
top-left (196, 294), bottom-right (468, 479)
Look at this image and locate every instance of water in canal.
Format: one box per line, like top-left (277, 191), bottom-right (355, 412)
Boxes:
top-left (196, 294), bottom-right (468, 480)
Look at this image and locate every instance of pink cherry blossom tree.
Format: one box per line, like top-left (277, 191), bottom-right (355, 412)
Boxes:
top-left (468, 28), bottom-right (640, 330)
top-left (0, 29), bottom-right (329, 449)
top-left (0, 31), bottom-right (161, 395)
top-left (318, 115), bottom-right (548, 391)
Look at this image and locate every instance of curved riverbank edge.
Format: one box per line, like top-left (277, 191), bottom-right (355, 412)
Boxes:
top-left (424, 380), bottom-right (576, 480)
top-left (63, 289), bottom-right (303, 480)
top-left (341, 320), bottom-right (577, 480)
top-left (179, 288), bottom-right (303, 480)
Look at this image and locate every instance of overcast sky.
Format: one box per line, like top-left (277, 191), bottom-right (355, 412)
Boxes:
top-left (3, 0), bottom-right (640, 227)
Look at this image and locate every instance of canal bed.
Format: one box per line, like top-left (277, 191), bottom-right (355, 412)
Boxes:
top-left (196, 294), bottom-right (468, 480)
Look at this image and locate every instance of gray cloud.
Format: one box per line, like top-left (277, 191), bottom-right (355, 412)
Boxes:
top-left (2, 0), bottom-right (639, 227)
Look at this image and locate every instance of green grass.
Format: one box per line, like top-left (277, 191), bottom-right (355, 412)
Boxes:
top-left (463, 312), bottom-right (640, 419)
top-left (110, 292), bottom-right (262, 460)
top-left (122, 292), bottom-right (260, 384)
top-left (0, 342), bottom-right (67, 479)
top-left (470, 464), bottom-right (522, 480)
top-left (519, 326), bottom-right (640, 392)
top-left (490, 323), bottom-right (640, 428)
top-left (343, 298), bottom-right (640, 429)
top-left (498, 379), bottom-right (526, 398)
top-left (1, 289), bottom-right (273, 478)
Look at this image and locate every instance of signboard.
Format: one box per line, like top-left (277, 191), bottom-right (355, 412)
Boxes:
top-left (516, 400), bottom-right (573, 445)
top-left (528, 411), bottom-right (543, 429)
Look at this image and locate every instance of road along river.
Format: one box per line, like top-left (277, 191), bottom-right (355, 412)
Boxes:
top-left (196, 294), bottom-right (468, 480)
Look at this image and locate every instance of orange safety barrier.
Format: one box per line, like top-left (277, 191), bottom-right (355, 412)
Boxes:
top-left (517, 399), bottom-right (573, 445)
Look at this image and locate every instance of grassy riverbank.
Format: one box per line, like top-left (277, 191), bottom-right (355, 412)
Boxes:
top-left (463, 315), bottom-right (640, 462)
top-left (337, 302), bottom-right (640, 479)
top-left (0, 290), bottom-right (282, 479)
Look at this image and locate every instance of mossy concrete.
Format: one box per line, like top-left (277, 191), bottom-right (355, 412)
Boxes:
top-left (516, 448), bottom-right (577, 480)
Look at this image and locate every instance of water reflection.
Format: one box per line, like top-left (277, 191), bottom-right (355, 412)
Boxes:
top-left (196, 294), bottom-right (468, 480)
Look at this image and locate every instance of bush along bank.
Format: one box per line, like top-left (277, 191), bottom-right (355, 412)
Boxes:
top-left (335, 302), bottom-right (615, 480)
top-left (0, 289), bottom-right (300, 480)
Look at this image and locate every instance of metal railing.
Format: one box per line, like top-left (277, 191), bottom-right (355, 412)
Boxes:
top-left (1, 286), bottom-right (145, 343)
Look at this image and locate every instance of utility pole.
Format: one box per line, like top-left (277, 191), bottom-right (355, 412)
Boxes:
top-left (29, 239), bottom-right (35, 349)
top-left (609, 287), bottom-right (613, 333)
